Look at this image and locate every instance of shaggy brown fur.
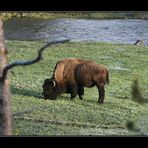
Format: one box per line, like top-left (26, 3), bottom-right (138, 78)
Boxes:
top-left (42, 58), bottom-right (109, 103)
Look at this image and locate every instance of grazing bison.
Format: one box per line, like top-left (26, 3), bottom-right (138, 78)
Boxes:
top-left (42, 58), bottom-right (109, 103)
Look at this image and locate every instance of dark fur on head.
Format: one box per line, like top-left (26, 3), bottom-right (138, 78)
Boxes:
top-left (42, 78), bottom-right (58, 100)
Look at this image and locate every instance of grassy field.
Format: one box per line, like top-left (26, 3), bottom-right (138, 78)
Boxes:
top-left (6, 40), bottom-right (148, 135)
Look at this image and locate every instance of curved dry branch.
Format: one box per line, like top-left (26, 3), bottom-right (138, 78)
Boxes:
top-left (1, 39), bottom-right (70, 80)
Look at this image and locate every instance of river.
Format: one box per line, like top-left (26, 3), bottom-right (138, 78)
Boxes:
top-left (3, 18), bottom-right (148, 45)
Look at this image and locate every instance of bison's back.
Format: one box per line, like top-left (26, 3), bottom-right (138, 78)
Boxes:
top-left (63, 58), bottom-right (83, 84)
top-left (75, 62), bottom-right (108, 87)
top-left (53, 58), bottom-right (83, 84)
top-left (53, 58), bottom-right (109, 88)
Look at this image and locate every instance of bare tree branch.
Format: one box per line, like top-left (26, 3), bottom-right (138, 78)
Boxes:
top-left (1, 39), bottom-right (70, 81)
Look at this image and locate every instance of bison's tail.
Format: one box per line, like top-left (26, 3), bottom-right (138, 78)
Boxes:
top-left (105, 68), bottom-right (109, 85)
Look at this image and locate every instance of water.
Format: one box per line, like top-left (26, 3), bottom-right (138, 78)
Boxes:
top-left (3, 18), bottom-right (148, 45)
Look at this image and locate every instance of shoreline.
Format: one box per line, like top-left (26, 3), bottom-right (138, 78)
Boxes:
top-left (1, 12), bottom-right (148, 21)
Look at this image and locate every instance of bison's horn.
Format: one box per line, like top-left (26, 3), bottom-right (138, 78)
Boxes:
top-left (52, 80), bottom-right (56, 87)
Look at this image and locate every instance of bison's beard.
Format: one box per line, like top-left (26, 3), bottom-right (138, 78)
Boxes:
top-left (43, 88), bottom-right (61, 100)
top-left (43, 84), bottom-right (66, 100)
top-left (43, 92), bottom-right (59, 100)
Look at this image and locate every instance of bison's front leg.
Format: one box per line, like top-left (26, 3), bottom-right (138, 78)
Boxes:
top-left (70, 85), bottom-right (78, 99)
top-left (97, 83), bottom-right (105, 104)
top-left (78, 86), bottom-right (84, 100)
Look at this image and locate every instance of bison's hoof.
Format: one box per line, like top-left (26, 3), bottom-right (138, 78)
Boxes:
top-left (79, 97), bottom-right (83, 100)
top-left (98, 99), bottom-right (104, 104)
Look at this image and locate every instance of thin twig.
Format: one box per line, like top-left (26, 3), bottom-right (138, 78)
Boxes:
top-left (13, 104), bottom-right (44, 117)
top-left (13, 109), bottom-right (35, 116)
top-left (1, 39), bottom-right (70, 80)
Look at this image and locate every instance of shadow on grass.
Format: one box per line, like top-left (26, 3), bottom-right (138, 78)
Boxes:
top-left (58, 95), bottom-right (102, 106)
top-left (86, 99), bottom-right (97, 104)
top-left (58, 95), bottom-right (70, 100)
top-left (58, 95), bottom-right (97, 105)
top-left (56, 94), bottom-right (97, 107)
top-left (11, 85), bottom-right (42, 99)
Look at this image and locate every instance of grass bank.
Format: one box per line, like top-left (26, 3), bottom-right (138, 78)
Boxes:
top-left (7, 40), bottom-right (148, 135)
top-left (1, 12), bottom-right (148, 21)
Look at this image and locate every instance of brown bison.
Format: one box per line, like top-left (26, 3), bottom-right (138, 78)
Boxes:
top-left (42, 58), bottom-right (109, 103)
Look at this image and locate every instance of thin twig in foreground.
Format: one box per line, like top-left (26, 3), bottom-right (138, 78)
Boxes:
top-left (1, 39), bottom-right (70, 80)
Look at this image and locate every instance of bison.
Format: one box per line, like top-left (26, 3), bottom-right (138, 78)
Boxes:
top-left (42, 58), bottom-right (109, 103)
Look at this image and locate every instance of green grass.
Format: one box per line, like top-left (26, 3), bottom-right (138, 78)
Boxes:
top-left (6, 40), bottom-right (148, 135)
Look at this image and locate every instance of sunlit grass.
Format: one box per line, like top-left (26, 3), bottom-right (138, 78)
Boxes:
top-left (7, 40), bottom-right (148, 135)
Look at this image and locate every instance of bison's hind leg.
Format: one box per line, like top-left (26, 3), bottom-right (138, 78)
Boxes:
top-left (78, 86), bottom-right (84, 100)
top-left (96, 83), bottom-right (105, 104)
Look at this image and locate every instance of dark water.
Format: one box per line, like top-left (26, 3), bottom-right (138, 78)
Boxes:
top-left (3, 18), bottom-right (148, 45)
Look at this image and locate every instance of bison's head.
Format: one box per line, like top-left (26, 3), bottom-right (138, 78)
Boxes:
top-left (42, 78), bottom-right (58, 100)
